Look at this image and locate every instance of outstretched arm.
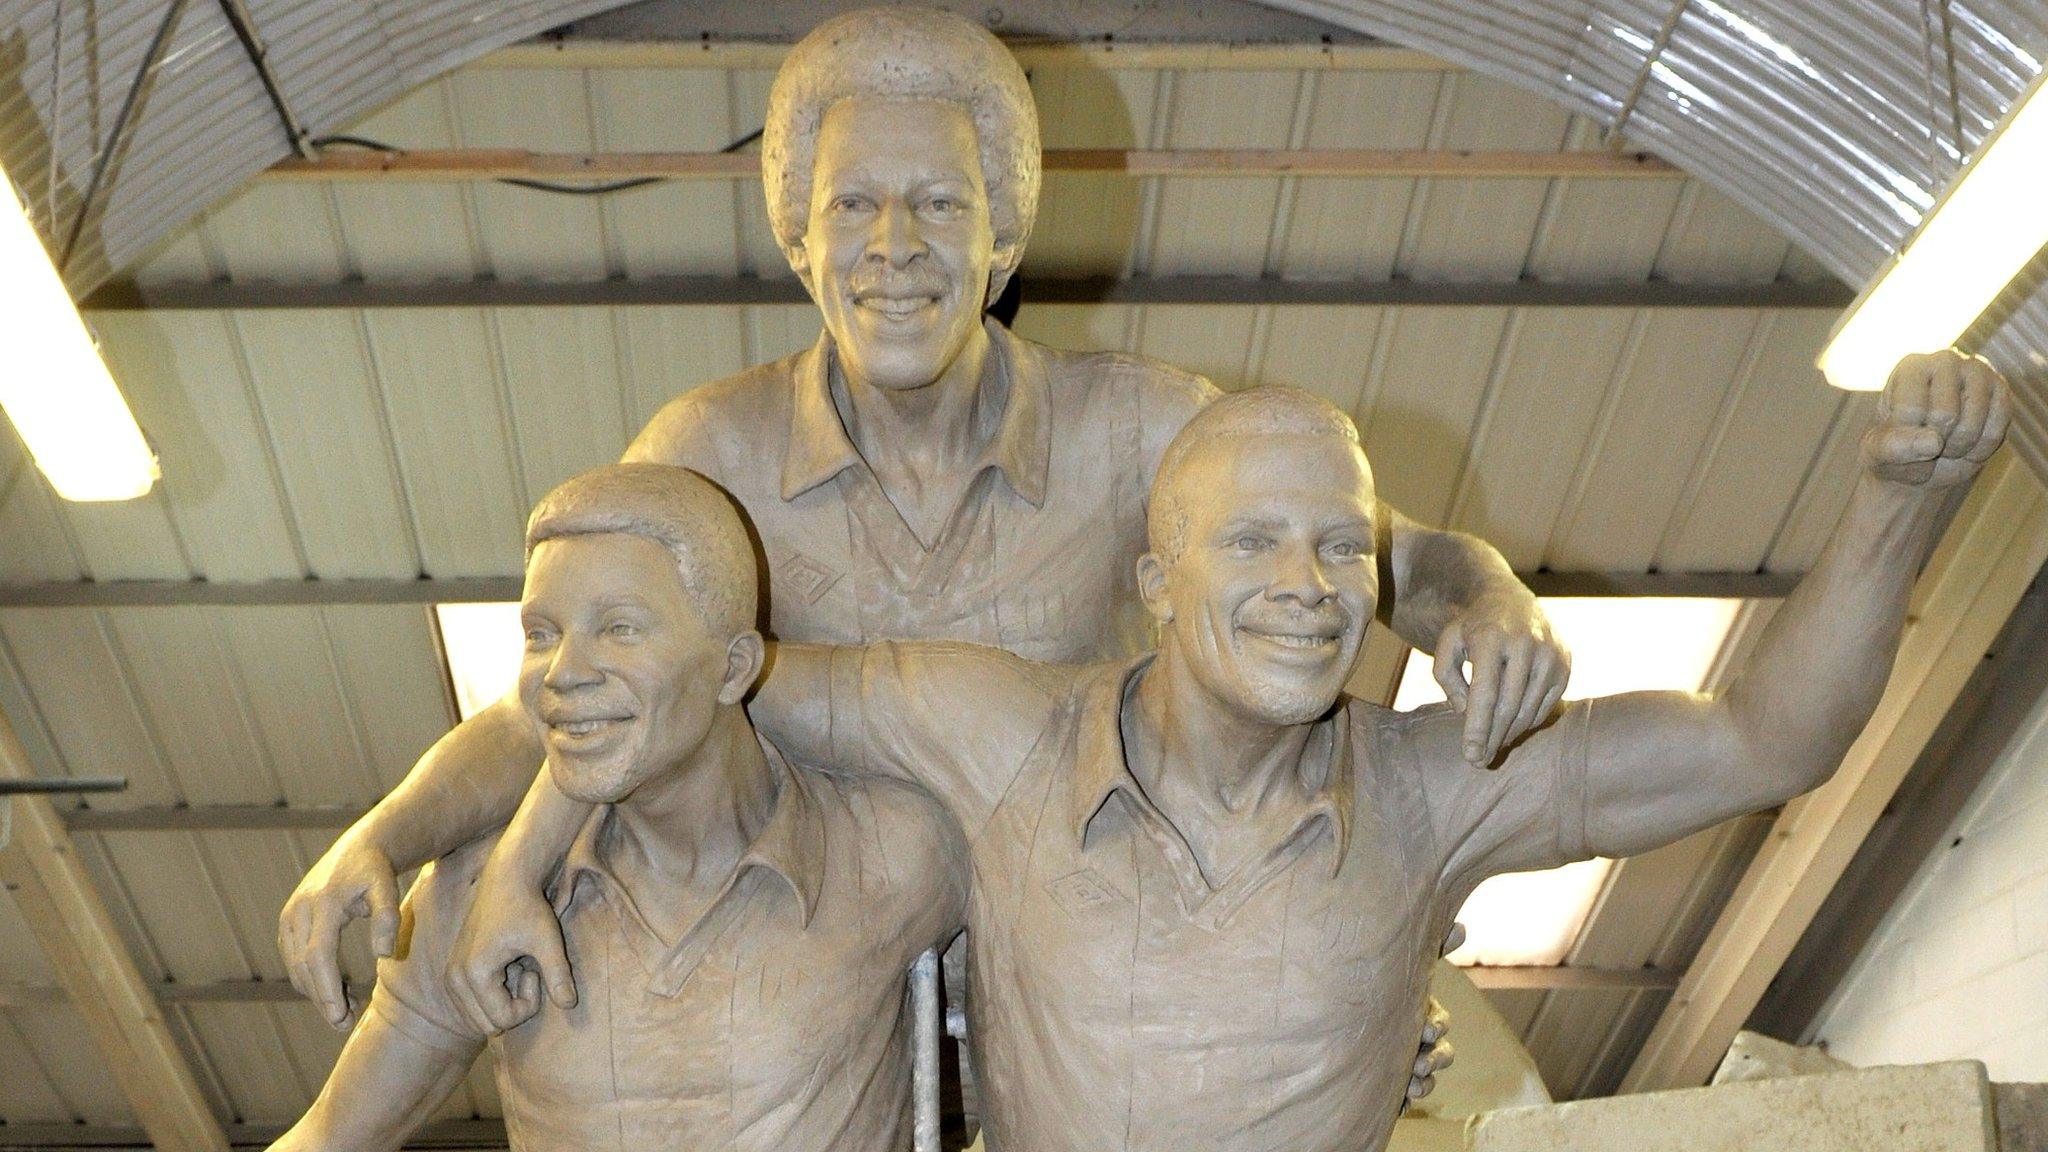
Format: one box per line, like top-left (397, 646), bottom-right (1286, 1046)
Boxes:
top-left (279, 695), bottom-right (545, 1029)
top-left (267, 1008), bottom-right (478, 1152)
top-left (1379, 507), bottom-right (1569, 766)
top-left (1559, 352), bottom-right (2007, 857)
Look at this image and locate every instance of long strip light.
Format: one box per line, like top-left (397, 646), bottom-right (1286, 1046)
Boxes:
top-left (1819, 71), bottom-right (2048, 391)
top-left (0, 170), bottom-right (158, 501)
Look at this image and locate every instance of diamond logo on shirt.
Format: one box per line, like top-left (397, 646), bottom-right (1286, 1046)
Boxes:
top-left (1047, 869), bottom-right (1126, 915)
top-left (780, 552), bottom-right (842, 605)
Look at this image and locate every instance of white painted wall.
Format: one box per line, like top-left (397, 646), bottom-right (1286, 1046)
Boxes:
top-left (1810, 679), bottom-right (2048, 1081)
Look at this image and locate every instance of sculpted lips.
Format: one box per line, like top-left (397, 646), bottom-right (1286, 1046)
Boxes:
top-left (856, 292), bottom-right (939, 321)
top-left (1236, 614), bottom-right (1347, 656)
top-left (850, 271), bottom-right (948, 323)
top-left (544, 709), bottom-right (634, 744)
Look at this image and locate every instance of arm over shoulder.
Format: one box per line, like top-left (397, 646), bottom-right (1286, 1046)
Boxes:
top-left (1396, 700), bottom-right (1595, 899)
top-left (758, 642), bottom-right (1067, 837)
top-left (1131, 361), bottom-right (1222, 495)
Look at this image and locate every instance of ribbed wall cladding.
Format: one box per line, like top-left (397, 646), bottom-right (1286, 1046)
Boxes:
top-left (0, 0), bottom-right (2043, 475)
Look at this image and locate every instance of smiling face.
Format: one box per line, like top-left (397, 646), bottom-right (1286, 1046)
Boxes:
top-left (518, 533), bottom-right (742, 805)
top-left (1143, 434), bottom-right (1380, 726)
top-left (798, 97), bottom-right (997, 392)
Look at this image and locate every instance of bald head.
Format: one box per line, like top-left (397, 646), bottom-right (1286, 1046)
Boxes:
top-left (1149, 387), bottom-right (1372, 561)
top-left (526, 464), bottom-right (757, 639)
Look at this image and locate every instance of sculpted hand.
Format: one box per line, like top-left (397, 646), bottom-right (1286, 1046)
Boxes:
top-left (279, 831), bottom-right (400, 1030)
top-left (448, 859), bottom-right (577, 1036)
top-left (1865, 351), bottom-right (2010, 491)
top-left (1434, 595), bottom-right (1570, 766)
top-left (1408, 924), bottom-right (1466, 1104)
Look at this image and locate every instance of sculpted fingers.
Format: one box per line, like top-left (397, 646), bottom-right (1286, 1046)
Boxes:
top-left (1441, 921), bottom-right (1468, 958)
top-left (1964, 368), bottom-right (2012, 464)
top-left (1949, 363), bottom-right (1991, 458)
top-left (1432, 626), bottom-right (1472, 712)
top-left (289, 906), bottom-right (353, 1029)
top-left (365, 871), bottom-right (401, 959)
top-left (1460, 630), bottom-right (1506, 766)
top-left (1488, 643), bottom-right (1533, 763)
top-left (1509, 645), bottom-right (1566, 745)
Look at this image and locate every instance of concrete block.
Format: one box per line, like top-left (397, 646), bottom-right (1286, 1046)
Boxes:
top-left (1711, 1030), bottom-right (1852, 1085)
top-left (1468, 1061), bottom-right (1996, 1152)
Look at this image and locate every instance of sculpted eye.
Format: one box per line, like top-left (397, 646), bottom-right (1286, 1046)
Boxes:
top-left (1233, 535), bottom-right (1270, 553)
top-left (604, 621), bottom-right (640, 639)
top-left (830, 194), bottom-right (870, 214)
top-left (523, 626), bottom-right (556, 647)
top-left (1326, 540), bottom-right (1363, 559)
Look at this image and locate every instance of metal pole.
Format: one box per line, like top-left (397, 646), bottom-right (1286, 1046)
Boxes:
top-left (0, 776), bottom-right (127, 794)
top-left (910, 947), bottom-right (942, 1152)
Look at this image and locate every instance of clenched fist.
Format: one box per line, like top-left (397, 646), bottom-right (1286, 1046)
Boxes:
top-left (1864, 351), bottom-right (2010, 490)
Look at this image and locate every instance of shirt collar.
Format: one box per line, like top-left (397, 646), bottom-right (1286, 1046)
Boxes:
top-left (780, 318), bottom-right (1052, 508)
top-left (1070, 657), bottom-right (1357, 875)
top-left (553, 737), bottom-right (827, 930)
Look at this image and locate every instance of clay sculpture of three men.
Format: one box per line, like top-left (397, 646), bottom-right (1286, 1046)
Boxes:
top-left (267, 7), bottom-right (2017, 1152)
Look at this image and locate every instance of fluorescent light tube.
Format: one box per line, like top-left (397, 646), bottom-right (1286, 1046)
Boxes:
top-left (0, 172), bottom-right (158, 501)
top-left (1819, 71), bottom-right (2048, 391)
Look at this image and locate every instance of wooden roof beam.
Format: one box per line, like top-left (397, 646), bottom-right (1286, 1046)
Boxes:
top-left (1621, 452), bottom-right (2048, 1092)
top-left (0, 713), bottom-right (227, 1152)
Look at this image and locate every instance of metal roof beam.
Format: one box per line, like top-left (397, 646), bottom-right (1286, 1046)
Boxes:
top-left (1622, 454), bottom-right (2048, 1092)
top-left (263, 146), bottom-right (1683, 182)
top-left (0, 714), bottom-right (227, 1152)
top-left (81, 277), bottom-right (1852, 313)
top-left (0, 571), bottom-right (1800, 610)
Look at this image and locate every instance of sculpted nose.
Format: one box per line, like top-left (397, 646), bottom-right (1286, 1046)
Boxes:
top-left (868, 200), bottom-right (927, 268)
top-left (543, 632), bottom-right (602, 692)
top-left (1271, 542), bottom-right (1336, 607)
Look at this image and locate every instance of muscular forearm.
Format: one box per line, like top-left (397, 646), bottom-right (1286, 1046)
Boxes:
top-left (270, 1014), bottom-right (473, 1152)
top-left (353, 695), bottom-right (546, 873)
top-left (1381, 508), bottom-right (1534, 651)
top-left (1717, 475), bottom-right (1954, 800)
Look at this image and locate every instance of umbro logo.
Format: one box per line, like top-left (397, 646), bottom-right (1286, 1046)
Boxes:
top-left (780, 552), bottom-right (842, 605)
top-left (1047, 869), bottom-right (1127, 914)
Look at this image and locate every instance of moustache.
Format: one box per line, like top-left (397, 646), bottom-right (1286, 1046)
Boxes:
top-left (848, 268), bottom-right (950, 299)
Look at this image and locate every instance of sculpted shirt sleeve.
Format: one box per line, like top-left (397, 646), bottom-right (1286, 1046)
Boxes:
top-left (1396, 701), bottom-right (1595, 899)
top-left (369, 837), bottom-right (495, 1056)
top-left (822, 641), bottom-right (1066, 837)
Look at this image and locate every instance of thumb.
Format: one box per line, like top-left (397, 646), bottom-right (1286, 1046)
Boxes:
top-left (531, 923), bottom-right (578, 1009)
top-left (1866, 423), bottom-right (1944, 466)
top-left (366, 871), bottom-right (402, 959)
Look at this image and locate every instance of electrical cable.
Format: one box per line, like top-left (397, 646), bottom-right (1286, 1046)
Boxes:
top-left (308, 127), bottom-right (767, 197)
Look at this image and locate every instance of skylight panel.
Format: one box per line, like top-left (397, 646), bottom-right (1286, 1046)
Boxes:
top-left (1394, 597), bottom-right (1747, 967)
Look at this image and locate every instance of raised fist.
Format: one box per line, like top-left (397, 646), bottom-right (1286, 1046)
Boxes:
top-left (1863, 350), bottom-right (2010, 490)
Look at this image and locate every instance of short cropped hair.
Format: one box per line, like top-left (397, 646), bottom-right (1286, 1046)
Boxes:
top-left (1148, 387), bottom-right (1368, 560)
top-left (762, 6), bottom-right (1040, 296)
top-left (526, 464), bottom-right (757, 639)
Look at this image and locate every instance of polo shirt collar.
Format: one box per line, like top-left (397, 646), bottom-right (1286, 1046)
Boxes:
top-left (1071, 657), bottom-right (1357, 875)
top-left (780, 318), bottom-right (1052, 508)
top-left (553, 737), bottom-right (827, 932)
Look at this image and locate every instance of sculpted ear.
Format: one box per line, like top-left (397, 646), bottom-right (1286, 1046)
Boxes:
top-left (987, 243), bottom-right (1024, 303)
top-left (783, 241), bottom-right (818, 301)
top-left (720, 631), bottom-right (768, 705)
top-left (1137, 553), bottom-right (1173, 624)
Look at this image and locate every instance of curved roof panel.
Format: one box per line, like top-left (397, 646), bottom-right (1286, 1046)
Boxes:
top-left (0, 0), bottom-right (2043, 472)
